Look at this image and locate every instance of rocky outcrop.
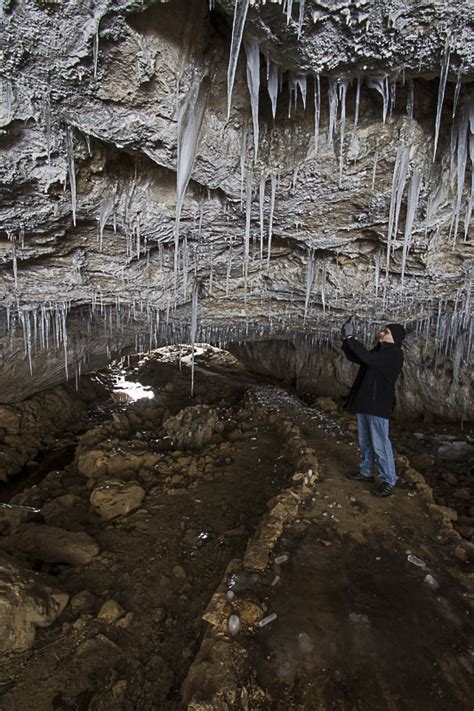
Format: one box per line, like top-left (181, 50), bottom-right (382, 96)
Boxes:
top-left (1, 0), bottom-right (473, 418)
top-left (0, 552), bottom-right (68, 653)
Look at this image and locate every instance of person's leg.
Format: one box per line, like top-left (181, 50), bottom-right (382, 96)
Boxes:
top-left (357, 413), bottom-right (376, 478)
top-left (368, 415), bottom-right (397, 487)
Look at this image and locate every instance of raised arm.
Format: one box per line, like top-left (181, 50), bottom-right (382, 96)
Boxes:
top-left (341, 338), bottom-right (364, 365)
top-left (344, 337), bottom-right (391, 367)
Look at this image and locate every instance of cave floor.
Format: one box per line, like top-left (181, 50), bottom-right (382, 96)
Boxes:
top-left (0, 349), bottom-right (472, 710)
top-left (240, 390), bottom-right (474, 710)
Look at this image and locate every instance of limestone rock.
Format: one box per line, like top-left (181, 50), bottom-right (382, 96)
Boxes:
top-left (13, 525), bottom-right (99, 565)
top-left (97, 599), bottom-right (126, 623)
top-left (0, 552), bottom-right (68, 653)
top-left (89, 479), bottom-right (145, 519)
top-left (163, 405), bottom-right (221, 450)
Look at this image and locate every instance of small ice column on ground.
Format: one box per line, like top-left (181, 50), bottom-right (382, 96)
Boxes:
top-left (174, 73), bottom-right (209, 277)
top-left (65, 125), bottom-right (77, 226)
top-left (433, 39), bottom-right (451, 160)
top-left (401, 169), bottom-right (422, 284)
top-left (244, 37), bottom-right (260, 162)
top-left (227, 0), bottom-right (250, 119)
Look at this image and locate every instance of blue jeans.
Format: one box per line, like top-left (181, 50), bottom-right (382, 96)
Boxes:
top-left (357, 413), bottom-right (397, 487)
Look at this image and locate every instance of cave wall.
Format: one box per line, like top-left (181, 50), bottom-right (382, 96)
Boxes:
top-left (0, 0), bottom-right (473, 417)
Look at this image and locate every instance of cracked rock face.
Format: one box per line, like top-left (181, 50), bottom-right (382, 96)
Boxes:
top-left (1, 0), bottom-right (473, 418)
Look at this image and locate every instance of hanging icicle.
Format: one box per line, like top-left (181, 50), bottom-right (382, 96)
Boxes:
top-left (227, 0), bottom-right (250, 119)
top-left (401, 169), bottom-right (422, 284)
top-left (433, 38), bottom-right (451, 161)
top-left (190, 283), bottom-right (199, 397)
top-left (267, 174), bottom-right (277, 264)
top-left (266, 56), bottom-right (279, 119)
top-left (65, 125), bottom-right (77, 226)
top-left (174, 72), bottom-right (210, 279)
top-left (314, 73), bottom-right (321, 154)
top-left (244, 37), bottom-right (260, 163)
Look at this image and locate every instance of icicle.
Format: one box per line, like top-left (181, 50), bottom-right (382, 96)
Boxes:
top-left (371, 146), bottom-right (379, 190)
top-left (386, 145), bottom-right (410, 277)
top-left (327, 79), bottom-right (338, 146)
top-left (338, 79), bottom-right (349, 186)
top-left (98, 198), bottom-right (113, 252)
top-left (174, 73), bottom-right (209, 278)
top-left (401, 169), bottom-right (422, 284)
top-left (66, 125), bottom-right (77, 226)
top-left (433, 39), bottom-right (451, 161)
top-left (452, 71), bottom-right (462, 119)
top-left (374, 249), bottom-right (381, 297)
top-left (285, 0), bottom-right (294, 24)
top-left (366, 77), bottom-right (390, 123)
top-left (464, 131), bottom-right (474, 239)
top-left (226, 239), bottom-right (233, 295)
top-left (304, 247), bottom-right (316, 320)
top-left (240, 122), bottom-right (247, 209)
top-left (227, 0), bottom-right (250, 119)
top-left (313, 74), bottom-right (321, 154)
top-left (244, 170), bottom-right (252, 279)
top-left (44, 91), bottom-right (51, 164)
top-left (266, 56), bottom-right (279, 119)
top-left (451, 99), bottom-right (469, 244)
top-left (297, 0), bottom-right (305, 37)
top-left (259, 175), bottom-right (265, 260)
top-left (10, 234), bottom-right (18, 289)
top-left (406, 79), bottom-right (414, 123)
top-left (93, 26), bottom-right (99, 80)
top-left (244, 38), bottom-right (260, 163)
top-left (267, 174), bottom-right (277, 264)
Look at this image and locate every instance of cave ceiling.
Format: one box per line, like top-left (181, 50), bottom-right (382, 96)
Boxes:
top-left (0, 0), bottom-right (473, 403)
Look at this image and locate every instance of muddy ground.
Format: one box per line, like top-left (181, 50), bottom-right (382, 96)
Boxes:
top-left (0, 346), bottom-right (473, 710)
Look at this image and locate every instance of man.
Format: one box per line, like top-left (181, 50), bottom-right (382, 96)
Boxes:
top-left (341, 318), bottom-right (406, 497)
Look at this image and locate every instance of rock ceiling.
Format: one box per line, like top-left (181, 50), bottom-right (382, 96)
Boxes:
top-left (0, 0), bottom-right (473, 409)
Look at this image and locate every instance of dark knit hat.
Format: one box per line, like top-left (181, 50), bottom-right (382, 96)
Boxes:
top-left (386, 323), bottom-right (406, 345)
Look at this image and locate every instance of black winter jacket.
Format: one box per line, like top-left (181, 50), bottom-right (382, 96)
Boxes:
top-left (342, 337), bottom-right (404, 419)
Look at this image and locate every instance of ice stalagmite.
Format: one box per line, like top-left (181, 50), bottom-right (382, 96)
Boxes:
top-left (267, 174), bottom-right (277, 264)
top-left (190, 283), bottom-right (199, 397)
top-left (401, 169), bottom-right (422, 284)
top-left (227, 0), bottom-right (250, 119)
top-left (66, 126), bottom-right (77, 226)
top-left (314, 74), bottom-right (321, 153)
top-left (174, 73), bottom-right (209, 278)
top-left (266, 57), bottom-right (279, 119)
top-left (433, 39), bottom-right (451, 160)
top-left (244, 38), bottom-right (260, 163)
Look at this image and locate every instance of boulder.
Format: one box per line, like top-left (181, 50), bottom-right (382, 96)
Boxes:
top-left (0, 552), bottom-right (68, 653)
top-left (13, 525), bottom-right (99, 565)
top-left (90, 480), bottom-right (145, 519)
